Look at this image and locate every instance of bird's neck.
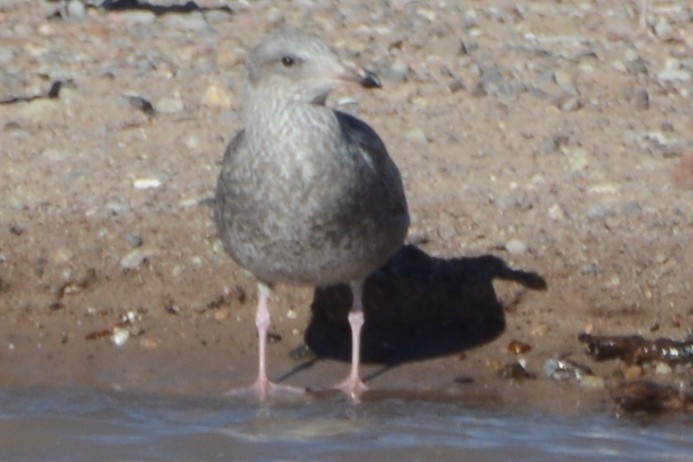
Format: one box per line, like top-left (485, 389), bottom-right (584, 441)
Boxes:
top-left (244, 91), bottom-right (338, 143)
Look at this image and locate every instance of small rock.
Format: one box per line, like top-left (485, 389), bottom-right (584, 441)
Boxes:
top-left (553, 69), bottom-right (577, 94)
top-left (67, 0), bottom-right (86, 19)
top-left (404, 127), bottom-right (429, 145)
top-left (548, 203), bottom-right (565, 220)
top-left (214, 307), bottom-right (231, 322)
top-left (111, 326), bottom-right (130, 346)
top-left (157, 95), bottom-right (184, 113)
top-left (507, 339), bottom-right (531, 354)
top-left (567, 148), bottom-right (588, 172)
top-left (120, 11), bottom-right (156, 24)
top-left (184, 135), bottom-right (199, 150)
top-left (624, 88), bottom-right (649, 110)
top-left (505, 238), bottom-right (528, 255)
top-left (555, 94), bottom-right (581, 112)
top-left (654, 18), bottom-right (676, 41)
top-left (498, 361), bottom-right (533, 380)
top-left (41, 147), bottom-right (68, 162)
top-left (449, 78), bottom-right (465, 93)
top-left (202, 85), bottom-right (232, 109)
top-left (123, 94), bottom-right (156, 117)
top-left (543, 357), bottom-right (592, 381)
top-left (0, 46), bottom-right (16, 66)
top-left (658, 59), bottom-right (691, 82)
top-left (9, 224), bottom-right (25, 236)
top-left (654, 362), bottom-right (672, 376)
top-left (120, 249), bottom-right (147, 270)
top-left (19, 99), bottom-right (61, 124)
top-left (133, 178), bottom-right (162, 189)
top-left (625, 57), bottom-right (648, 76)
top-left (586, 204), bottom-right (615, 220)
top-left (124, 233), bottom-right (143, 247)
top-left (161, 12), bottom-right (209, 31)
top-left (579, 374), bottom-right (605, 389)
top-left (382, 61), bottom-right (409, 83)
top-left (474, 67), bottom-right (516, 97)
top-left (658, 69), bottom-right (691, 82)
top-left (624, 365), bottom-right (644, 380)
top-left (530, 324), bottom-right (550, 336)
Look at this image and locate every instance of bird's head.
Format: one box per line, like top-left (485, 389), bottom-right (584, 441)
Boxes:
top-left (245, 28), bottom-right (380, 106)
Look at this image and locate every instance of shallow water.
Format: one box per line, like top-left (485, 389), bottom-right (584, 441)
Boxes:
top-left (0, 387), bottom-right (690, 461)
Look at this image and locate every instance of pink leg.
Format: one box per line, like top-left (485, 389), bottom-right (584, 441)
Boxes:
top-left (228, 283), bottom-right (304, 400)
top-left (252, 283), bottom-right (272, 399)
top-left (336, 281), bottom-right (368, 399)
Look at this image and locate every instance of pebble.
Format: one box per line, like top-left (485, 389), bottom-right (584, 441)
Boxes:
top-left (498, 361), bottom-right (533, 380)
top-left (119, 11), bottom-right (157, 25)
top-left (202, 85), bottom-right (232, 109)
top-left (161, 12), bottom-right (209, 31)
top-left (67, 0), bottom-right (86, 20)
top-left (157, 95), bottom-right (184, 114)
top-left (543, 357), bottom-right (592, 381)
top-left (214, 308), bottom-right (231, 322)
top-left (474, 67), bottom-right (515, 97)
top-left (530, 323), bottom-right (550, 336)
top-left (624, 88), bottom-right (649, 110)
top-left (625, 57), bottom-right (648, 76)
top-left (553, 69), bottom-right (577, 95)
top-left (567, 148), bottom-right (588, 172)
top-left (133, 178), bottom-right (162, 189)
top-left (658, 69), bottom-right (691, 82)
top-left (124, 233), bottom-right (143, 247)
top-left (41, 147), bottom-right (68, 162)
top-left (111, 326), bottom-right (130, 346)
top-left (624, 365), bottom-right (644, 380)
top-left (548, 203), bottom-right (565, 220)
top-left (579, 374), bottom-right (605, 389)
top-left (507, 339), bottom-right (531, 354)
top-left (555, 94), bottom-right (581, 112)
top-left (184, 135), bottom-right (199, 151)
top-left (586, 204), bottom-right (615, 220)
top-left (654, 18), bottom-right (676, 41)
top-left (0, 46), bottom-right (16, 66)
top-left (658, 58), bottom-right (691, 82)
top-left (382, 61), bottom-right (409, 83)
top-left (120, 249), bottom-right (147, 270)
top-left (404, 127), bottom-right (429, 145)
top-left (19, 99), bottom-right (61, 124)
top-left (505, 238), bottom-right (528, 255)
top-left (654, 362), bottom-right (672, 376)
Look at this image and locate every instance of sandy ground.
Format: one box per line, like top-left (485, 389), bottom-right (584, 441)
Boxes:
top-left (0, 1), bottom-right (691, 413)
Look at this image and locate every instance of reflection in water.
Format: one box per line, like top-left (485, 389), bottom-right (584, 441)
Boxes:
top-left (0, 387), bottom-right (690, 461)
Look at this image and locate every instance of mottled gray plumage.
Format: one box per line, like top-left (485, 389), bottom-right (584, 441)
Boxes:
top-left (213, 28), bottom-right (409, 399)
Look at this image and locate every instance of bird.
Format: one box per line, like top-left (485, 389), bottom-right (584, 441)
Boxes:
top-left (213, 28), bottom-right (409, 400)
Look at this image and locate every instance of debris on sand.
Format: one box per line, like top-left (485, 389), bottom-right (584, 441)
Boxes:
top-left (611, 380), bottom-right (693, 414)
top-left (578, 334), bottom-right (693, 365)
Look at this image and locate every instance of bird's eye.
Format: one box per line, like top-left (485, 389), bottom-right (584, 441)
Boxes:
top-left (281, 56), bottom-right (295, 67)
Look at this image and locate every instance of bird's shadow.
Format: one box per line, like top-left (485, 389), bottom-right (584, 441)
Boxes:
top-left (300, 245), bottom-right (546, 369)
